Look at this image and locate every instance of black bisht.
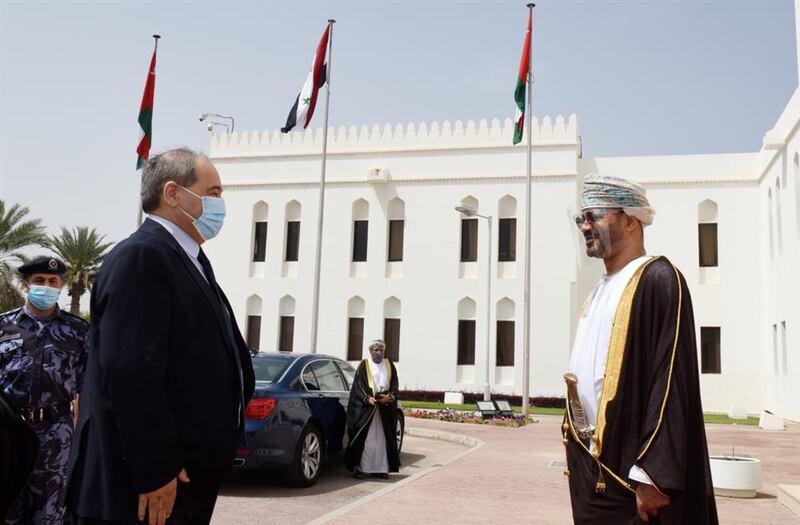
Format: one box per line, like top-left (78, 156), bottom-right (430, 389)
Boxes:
top-left (0, 391), bottom-right (40, 520)
top-left (564, 257), bottom-right (718, 524)
top-left (344, 358), bottom-right (401, 473)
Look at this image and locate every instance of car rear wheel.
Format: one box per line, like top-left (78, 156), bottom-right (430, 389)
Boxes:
top-left (283, 424), bottom-right (323, 487)
top-left (396, 412), bottom-right (405, 453)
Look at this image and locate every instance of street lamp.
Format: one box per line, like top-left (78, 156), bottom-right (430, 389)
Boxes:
top-left (455, 204), bottom-right (493, 401)
top-left (198, 112), bottom-right (235, 134)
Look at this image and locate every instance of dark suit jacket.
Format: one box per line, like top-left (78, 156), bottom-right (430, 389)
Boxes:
top-left (66, 218), bottom-right (255, 520)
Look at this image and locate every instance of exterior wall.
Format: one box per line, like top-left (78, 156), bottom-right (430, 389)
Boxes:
top-left (207, 89), bottom-right (800, 417)
top-left (206, 117), bottom-right (582, 398)
top-left (759, 86), bottom-right (800, 420)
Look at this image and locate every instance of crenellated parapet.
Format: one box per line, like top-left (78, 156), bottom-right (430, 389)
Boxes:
top-left (210, 114), bottom-right (579, 157)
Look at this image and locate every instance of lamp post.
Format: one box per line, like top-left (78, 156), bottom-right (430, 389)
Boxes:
top-left (455, 204), bottom-right (493, 401)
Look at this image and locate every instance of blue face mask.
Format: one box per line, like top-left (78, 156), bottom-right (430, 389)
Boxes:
top-left (27, 284), bottom-right (61, 310)
top-left (178, 186), bottom-right (226, 241)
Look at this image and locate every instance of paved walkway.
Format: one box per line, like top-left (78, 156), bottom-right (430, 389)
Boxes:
top-left (212, 435), bottom-right (466, 524)
top-left (325, 416), bottom-right (800, 525)
top-left (214, 416), bottom-right (800, 524)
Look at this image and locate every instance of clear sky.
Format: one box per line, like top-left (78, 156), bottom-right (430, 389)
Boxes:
top-left (0, 0), bottom-right (797, 246)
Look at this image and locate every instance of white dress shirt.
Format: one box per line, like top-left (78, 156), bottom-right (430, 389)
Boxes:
top-left (147, 215), bottom-right (207, 282)
top-left (368, 359), bottom-right (390, 392)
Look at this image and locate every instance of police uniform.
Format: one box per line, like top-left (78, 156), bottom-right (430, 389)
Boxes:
top-left (0, 257), bottom-right (88, 525)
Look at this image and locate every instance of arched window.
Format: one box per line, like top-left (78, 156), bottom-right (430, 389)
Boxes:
top-left (252, 201), bottom-right (268, 262)
top-left (383, 297), bottom-right (401, 362)
top-left (697, 200), bottom-right (718, 267)
top-left (498, 195), bottom-right (517, 262)
top-left (278, 295), bottom-right (295, 352)
top-left (459, 196), bottom-right (479, 262)
top-left (352, 199), bottom-right (369, 262)
top-left (245, 295), bottom-right (263, 350)
top-left (496, 298), bottom-right (515, 367)
top-left (347, 296), bottom-right (365, 361)
top-left (387, 198), bottom-right (405, 262)
top-left (285, 201), bottom-right (301, 262)
top-left (457, 297), bottom-right (476, 365)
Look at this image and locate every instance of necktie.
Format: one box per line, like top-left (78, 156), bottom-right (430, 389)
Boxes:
top-left (198, 249), bottom-right (245, 427)
top-left (197, 249), bottom-right (218, 287)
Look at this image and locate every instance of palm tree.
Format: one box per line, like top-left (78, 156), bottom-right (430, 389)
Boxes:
top-left (0, 200), bottom-right (50, 312)
top-left (50, 226), bottom-right (113, 315)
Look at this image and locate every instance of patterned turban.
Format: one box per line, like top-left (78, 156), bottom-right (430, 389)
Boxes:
top-left (581, 173), bottom-right (655, 226)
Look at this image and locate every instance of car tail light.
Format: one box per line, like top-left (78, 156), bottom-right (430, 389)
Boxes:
top-left (237, 449), bottom-right (253, 455)
top-left (245, 398), bottom-right (277, 420)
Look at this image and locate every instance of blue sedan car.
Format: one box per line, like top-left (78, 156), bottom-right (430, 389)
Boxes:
top-left (234, 352), bottom-right (405, 487)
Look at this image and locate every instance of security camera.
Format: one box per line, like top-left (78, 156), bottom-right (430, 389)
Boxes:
top-left (206, 123), bottom-right (214, 132)
top-left (198, 113), bottom-right (207, 122)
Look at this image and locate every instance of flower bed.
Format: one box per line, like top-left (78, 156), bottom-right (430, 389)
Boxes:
top-left (403, 408), bottom-right (534, 428)
top-left (399, 390), bottom-right (565, 408)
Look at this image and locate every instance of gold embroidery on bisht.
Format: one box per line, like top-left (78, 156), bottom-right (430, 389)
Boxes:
top-left (636, 260), bottom-right (683, 463)
top-left (565, 260), bottom-right (673, 495)
top-left (364, 358), bottom-right (376, 395)
top-left (594, 257), bottom-right (656, 459)
top-left (638, 464), bottom-right (668, 497)
top-left (564, 390), bottom-right (634, 494)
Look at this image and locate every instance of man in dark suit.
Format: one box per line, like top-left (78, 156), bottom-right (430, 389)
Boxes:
top-left (66, 148), bottom-right (255, 525)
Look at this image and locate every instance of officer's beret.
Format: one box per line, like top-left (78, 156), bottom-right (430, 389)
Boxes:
top-left (18, 256), bottom-right (66, 278)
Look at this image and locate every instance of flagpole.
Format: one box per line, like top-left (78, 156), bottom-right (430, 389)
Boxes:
top-left (522, 4), bottom-right (534, 417)
top-left (136, 34), bottom-right (160, 228)
top-left (309, 19), bottom-right (335, 354)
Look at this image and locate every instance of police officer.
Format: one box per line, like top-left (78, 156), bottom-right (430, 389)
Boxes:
top-left (0, 256), bottom-right (88, 524)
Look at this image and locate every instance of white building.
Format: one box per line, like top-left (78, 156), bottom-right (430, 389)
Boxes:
top-left (205, 6), bottom-right (800, 419)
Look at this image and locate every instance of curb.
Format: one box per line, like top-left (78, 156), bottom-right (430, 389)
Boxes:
top-left (778, 484), bottom-right (800, 517)
top-left (404, 426), bottom-right (484, 449)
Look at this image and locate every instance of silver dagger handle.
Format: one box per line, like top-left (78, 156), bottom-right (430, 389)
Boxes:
top-left (564, 373), bottom-right (593, 437)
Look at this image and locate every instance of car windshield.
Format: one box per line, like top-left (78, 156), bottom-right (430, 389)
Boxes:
top-left (252, 355), bottom-right (293, 383)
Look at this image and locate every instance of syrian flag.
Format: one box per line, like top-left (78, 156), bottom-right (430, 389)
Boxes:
top-left (281, 26), bottom-right (330, 134)
top-left (513, 10), bottom-right (532, 145)
top-left (136, 42), bottom-right (158, 169)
